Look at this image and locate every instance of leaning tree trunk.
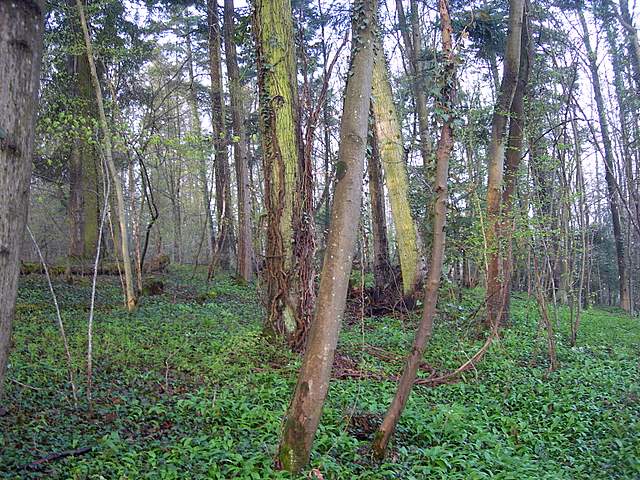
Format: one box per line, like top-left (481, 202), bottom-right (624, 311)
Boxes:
top-left (277, 0), bottom-right (378, 472)
top-left (579, 9), bottom-right (631, 312)
top-left (207, 0), bottom-right (236, 273)
top-left (372, 0), bottom-right (456, 458)
top-left (485, 0), bottom-right (525, 328)
top-left (371, 48), bottom-right (424, 298)
top-left (0, 0), bottom-right (45, 401)
top-left (76, 0), bottom-right (137, 311)
top-left (224, 0), bottom-right (254, 282)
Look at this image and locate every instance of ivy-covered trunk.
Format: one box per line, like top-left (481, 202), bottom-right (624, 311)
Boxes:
top-left (277, 0), bottom-right (378, 471)
top-left (254, 0), bottom-right (313, 351)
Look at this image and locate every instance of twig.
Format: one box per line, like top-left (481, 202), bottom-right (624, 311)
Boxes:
top-left (88, 155), bottom-right (112, 412)
top-left (10, 378), bottom-right (43, 391)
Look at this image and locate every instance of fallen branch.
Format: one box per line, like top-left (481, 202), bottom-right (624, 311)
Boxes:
top-left (23, 447), bottom-right (92, 471)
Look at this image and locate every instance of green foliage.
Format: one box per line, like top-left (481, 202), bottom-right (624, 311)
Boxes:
top-left (1, 271), bottom-right (639, 479)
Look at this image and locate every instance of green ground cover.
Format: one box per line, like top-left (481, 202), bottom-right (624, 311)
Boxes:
top-left (1, 267), bottom-right (638, 479)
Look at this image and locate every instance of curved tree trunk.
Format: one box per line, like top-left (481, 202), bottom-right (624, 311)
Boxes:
top-left (0, 0), bottom-right (45, 401)
top-left (372, 0), bottom-right (456, 458)
top-left (277, 0), bottom-right (378, 471)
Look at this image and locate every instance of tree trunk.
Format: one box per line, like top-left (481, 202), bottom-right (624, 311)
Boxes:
top-left (186, 34), bottom-right (216, 261)
top-left (579, 9), bottom-right (631, 312)
top-left (254, 0), bottom-right (310, 350)
top-left (394, 0), bottom-right (431, 170)
top-left (76, 0), bottom-right (137, 311)
top-left (619, 0), bottom-right (640, 95)
top-left (223, 0), bottom-right (253, 282)
top-left (485, 0), bottom-right (524, 328)
top-left (207, 0), bottom-right (235, 273)
top-left (499, 0), bottom-right (531, 324)
top-left (372, 0), bottom-right (456, 458)
top-left (0, 0), bottom-right (44, 401)
top-left (368, 120), bottom-right (390, 292)
top-left (277, 0), bottom-right (378, 471)
top-left (371, 47), bottom-right (423, 298)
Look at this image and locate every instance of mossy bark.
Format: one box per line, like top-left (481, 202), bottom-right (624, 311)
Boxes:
top-left (371, 49), bottom-right (422, 297)
top-left (255, 0), bottom-right (311, 349)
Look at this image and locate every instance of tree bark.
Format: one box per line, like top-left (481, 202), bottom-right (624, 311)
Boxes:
top-left (254, 0), bottom-right (311, 350)
top-left (76, 0), bottom-right (137, 311)
top-left (394, 0), bottom-right (432, 169)
top-left (371, 47), bottom-right (423, 298)
top-left (0, 0), bottom-right (45, 400)
top-left (208, 0), bottom-right (236, 273)
top-left (277, 0), bottom-right (378, 471)
top-left (223, 0), bottom-right (253, 281)
top-left (619, 0), bottom-right (640, 95)
top-left (499, 0), bottom-right (531, 324)
top-left (372, 0), bottom-right (456, 458)
top-left (368, 120), bottom-right (390, 292)
top-left (485, 0), bottom-right (524, 328)
top-left (579, 9), bottom-right (631, 312)
top-left (185, 34), bottom-right (216, 260)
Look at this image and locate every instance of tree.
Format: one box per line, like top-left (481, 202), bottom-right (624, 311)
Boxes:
top-left (254, 0), bottom-right (313, 350)
top-left (0, 0), bottom-right (45, 401)
top-left (372, 0), bottom-right (457, 457)
top-left (371, 48), bottom-right (424, 298)
top-left (76, 0), bottom-right (137, 311)
top-left (277, 0), bottom-right (378, 471)
top-left (223, 0), bottom-right (254, 281)
top-left (207, 0), bottom-right (236, 274)
top-left (579, 7), bottom-right (631, 312)
top-left (484, 0), bottom-right (525, 327)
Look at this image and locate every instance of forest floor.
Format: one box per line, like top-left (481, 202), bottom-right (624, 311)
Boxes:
top-left (1, 266), bottom-right (639, 479)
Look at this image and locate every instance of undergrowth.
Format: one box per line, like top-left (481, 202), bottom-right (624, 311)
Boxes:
top-left (1, 267), bottom-right (638, 479)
